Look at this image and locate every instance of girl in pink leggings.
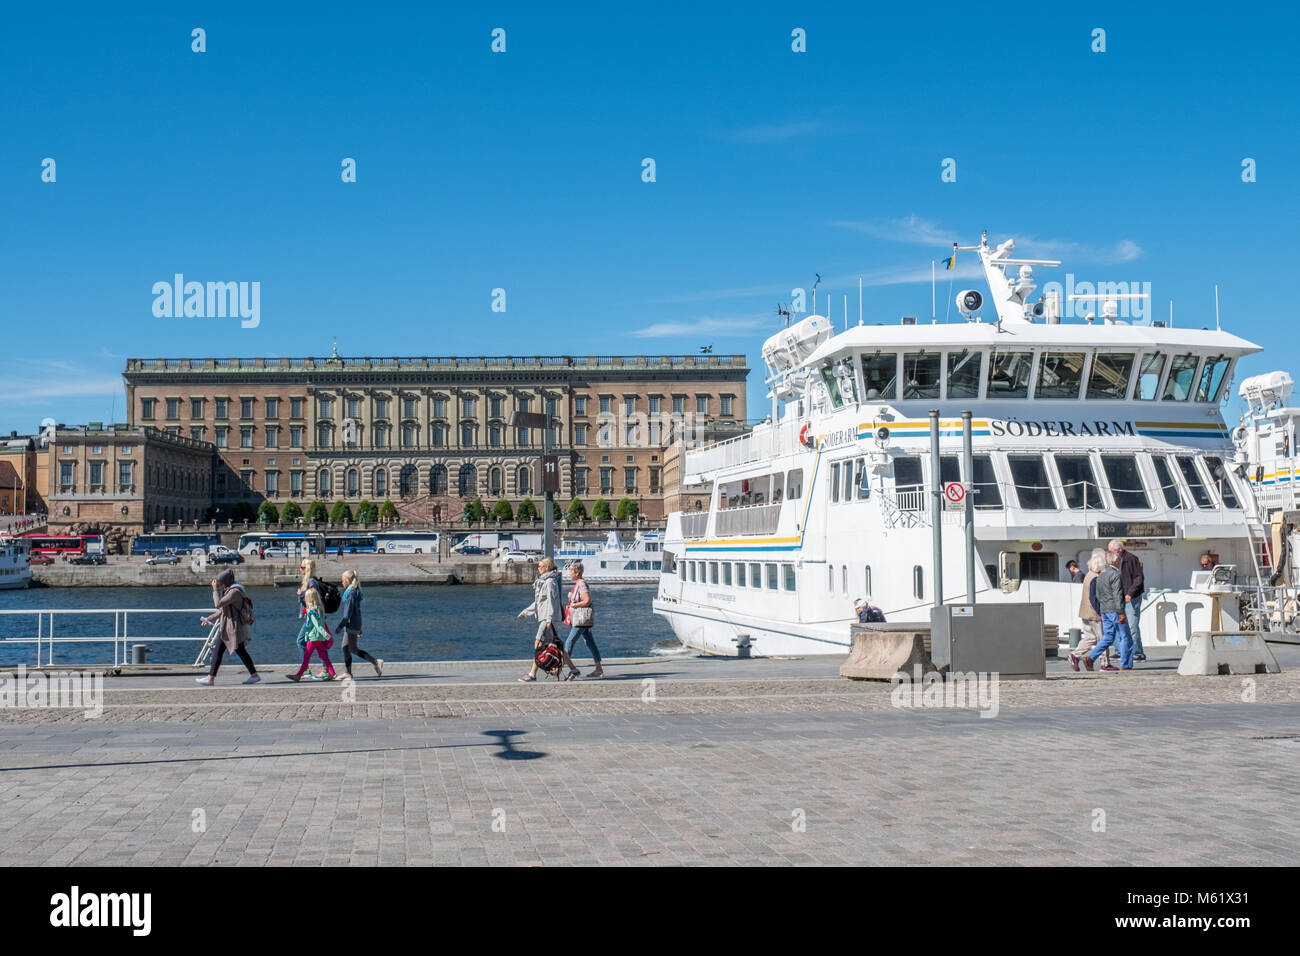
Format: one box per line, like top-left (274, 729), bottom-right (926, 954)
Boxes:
top-left (285, 588), bottom-right (336, 681)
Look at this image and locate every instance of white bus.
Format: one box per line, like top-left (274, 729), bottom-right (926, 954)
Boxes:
top-left (375, 531), bottom-right (440, 554)
top-left (237, 532), bottom-right (326, 555)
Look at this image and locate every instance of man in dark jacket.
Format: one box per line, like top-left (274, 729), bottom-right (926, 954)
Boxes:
top-left (1108, 538), bottom-right (1146, 662)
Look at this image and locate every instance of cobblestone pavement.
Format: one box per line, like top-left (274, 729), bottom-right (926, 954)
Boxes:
top-left (2, 648), bottom-right (1298, 865)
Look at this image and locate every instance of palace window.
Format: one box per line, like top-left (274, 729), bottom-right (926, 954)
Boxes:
top-left (215, 398), bottom-right (229, 419)
top-left (290, 397), bottom-right (305, 418)
top-left (291, 470), bottom-right (304, 497)
top-left (430, 465), bottom-right (448, 495)
top-left (266, 426), bottom-right (279, 448)
top-left (241, 398), bottom-right (254, 418)
top-left (318, 470), bottom-right (331, 496)
top-left (575, 396), bottom-right (587, 416)
top-left (318, 398), bottom-right (333, 419)
top-left (191, 398), bottom-right (204, 419)
top-left (374, 469), bottom-right (387, 496)
top-left (374, 397), bottom-right (388, 419)
top-left (141, 398), bottom-right (157, 420)
top-left (266, 397), bottom-right (279, 418)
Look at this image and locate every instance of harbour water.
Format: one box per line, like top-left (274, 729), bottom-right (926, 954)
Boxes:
top-left (0, 584), bottom-right (679, 667)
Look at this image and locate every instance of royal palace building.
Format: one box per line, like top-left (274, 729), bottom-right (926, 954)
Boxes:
top-left (122, 349), bottom-right (748, 522)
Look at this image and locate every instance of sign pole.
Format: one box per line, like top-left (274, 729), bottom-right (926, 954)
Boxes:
top-left (929, 409), bottom-right (943, 608)
top-left (962, 410), bottom-right (976, 604)
top-left (543, 423), bottom-right (554, 560)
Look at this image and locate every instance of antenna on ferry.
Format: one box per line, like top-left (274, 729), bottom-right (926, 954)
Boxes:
top-left (812, 274), bottom-right (822, 316)
top-left (1215, 284), bottom-right (1221, 331)
top-left (775, 303), bottom-right (792, 328)
top-left (859, 276), bottom-right (863, 325)
top-left (1170, 299), bottom-right (1174, 328)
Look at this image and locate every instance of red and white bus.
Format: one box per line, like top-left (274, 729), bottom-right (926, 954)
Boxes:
top-left (22, 534), bottom-right (105, 556)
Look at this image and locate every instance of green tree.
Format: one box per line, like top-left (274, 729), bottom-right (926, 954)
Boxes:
top-left (490, 498), bottom-right (514, 521)
top-left (378, 498), bottom-right (398, 522)
top-left (591, 497), bottom-right (611, 521)
top-left (516, 497), bottom-right (538, 521)
top-left (329, 500), bottom-right (354, 524)
top-left (614, 497), bottom-right (639, 521)
top-left (256, 500), bottom-right (280, 524)
top-left (553, 499), bottom-right (562, 521)
top-left (281, 500), bottom-right (303, 521)
top-left (305, 500), bottom-right (329, 522)
top-left (566, 498), bottom-right (588, 521)
top-left (355, 498), bottom-right (376, 523)
top-left (465, 497), bottom-right (487, 522)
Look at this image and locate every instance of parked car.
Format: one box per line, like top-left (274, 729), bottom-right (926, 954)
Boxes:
top-left (146, 554), bottom-right (181, 566)
top-left (28, 555), bottom-right (54, 566)
top-left (70, 553), bottom-right (107, 566)
top-left (208, 550), bottom-right (244, 565)
top-left (454, 546), bottom-right (487, 556)
top-left (261, 546), bottom-right (291, 558)
top-left (501, 551), bottom-right (535, 565)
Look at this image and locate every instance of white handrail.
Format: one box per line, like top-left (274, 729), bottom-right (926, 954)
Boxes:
top-left (0, 608), bottom-right (212, 667)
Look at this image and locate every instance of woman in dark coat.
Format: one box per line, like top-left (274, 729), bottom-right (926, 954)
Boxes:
top-left (196, 568), bottom-right (259, 685)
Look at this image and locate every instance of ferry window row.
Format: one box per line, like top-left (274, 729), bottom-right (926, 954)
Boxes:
top-left (683, 560), bottom-right (797, 592)
top-left (718, 469), bottom-right (804, 509)
top-left (828, 349), bottom-right (1233, 407)
top-left (868, 452), bottom-right (1241, 513)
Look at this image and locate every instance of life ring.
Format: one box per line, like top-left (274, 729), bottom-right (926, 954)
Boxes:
top-left (799, 424), bottom-right (815, 449)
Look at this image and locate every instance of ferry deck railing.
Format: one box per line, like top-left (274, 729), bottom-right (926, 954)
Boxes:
top-left (0, 608), bottom-right (213, 668)
top-left (685, 421), bottom-right (802, 475)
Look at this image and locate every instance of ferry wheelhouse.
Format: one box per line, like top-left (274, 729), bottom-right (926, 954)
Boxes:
top-left (654, 233), bottom-right (1265, 656)
top-left (0, 535), bottom-right (33, 590)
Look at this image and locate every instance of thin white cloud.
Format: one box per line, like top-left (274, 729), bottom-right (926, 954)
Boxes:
top-left (0, 374), bottom-right (122, 404)
top-left (633, 283), bottom-right (790, 306)
top-left (718, 120), bottom-right (824, 143)
top-left (629, 316), bottom-right (771, 338)
top-left (829, 216), bottom-right (1144, 265)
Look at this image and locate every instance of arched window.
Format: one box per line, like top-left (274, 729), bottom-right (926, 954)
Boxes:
top-left (347, 468), bottom-right (359, 497)
top-left (458, 464), bottom-right (477, 497)
top-left (375, 468), bottom-right (388, 496)
top-left (318, 470), bottom-right (332, 496)
top-left (399, 464), bottom-right (417, 498)
top-left (490, 467), bottom-right (503, 496)
top-left (518, 467), bottom-right (531, 494)
top-left (430, 465), bottom-right (448, 495)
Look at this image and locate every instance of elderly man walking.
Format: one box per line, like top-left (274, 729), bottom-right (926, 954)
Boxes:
top-left (1108, 538), bottom-right (1146, 662)
top-left (1088, 547), bottom-right (1134, 671)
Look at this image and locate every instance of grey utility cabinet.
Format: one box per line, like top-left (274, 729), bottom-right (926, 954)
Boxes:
top-left (929, 603), bottom-right (1045, 680)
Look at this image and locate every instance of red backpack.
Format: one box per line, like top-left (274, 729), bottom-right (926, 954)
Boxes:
top-left (534, 630), bottom-right (566, 678)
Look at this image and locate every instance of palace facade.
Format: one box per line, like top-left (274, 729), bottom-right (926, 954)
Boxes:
top-left (122, 350), bottom-right (748, 522)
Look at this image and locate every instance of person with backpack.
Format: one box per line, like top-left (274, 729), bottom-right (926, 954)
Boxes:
top-left (563, 561), bottom-right (603, 679)
top-left (517, 558), bottom-right (578, 682)
top-left (286, 587), bottom-right (336, 681)
top-left (195, 568), bottom-right (259, 685)
top-left (335, 569), bottom-right (382, 678)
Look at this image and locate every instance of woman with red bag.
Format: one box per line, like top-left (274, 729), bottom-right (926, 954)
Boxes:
top-left (563, 561), bottom-right (603, 679)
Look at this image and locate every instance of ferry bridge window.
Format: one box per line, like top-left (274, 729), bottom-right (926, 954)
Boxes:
top-left (1150, 456), bottom-right (1187, 509)
top-left (1135, 353), bottom-right (1166, 400)
top-left (1008, 455), bottom-right (1057, 510)
top-left (940, 455), bottom-right (961, 488)
top-left (861, 352), bottom-right (897, 400)
top-left (947, 350), bottom-right (984, 399)
top-left (1087, 353), bottom-right (1136, 400)
top-left (1054, 455), bottom-right (1105, 509)
top-left (1204, 457), bottom-right (1241, 509)
top-left (893, 456), bottom-right (924, 510)
top-left (1162, 354), bottom-right (1201, 401)
top-left (1175, 456), bottom-right (1215, 508)
top-left (988, 351), bottom-right (1034, 398)
top-left (1197, 357), bottom-right (1231, 403)
top-left (1101, 456), bottom-right (1151, 510)
top-left (1036, 352), bottom-right (1087, 399)
top-left (855, 458), bottom-right (869, 500)
top-left (820, 358), bottom-right (858, 407)
top-left (902, 352), bottom-right (941, 399)
top-left (972, 455), bottom-right (1003, 509)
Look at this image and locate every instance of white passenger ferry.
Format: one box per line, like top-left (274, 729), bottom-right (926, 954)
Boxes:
top-left (555, 531), bottom-right (663, 583)
top-left (0, 535), bottom-right (33, 590)
top-left (654, 233), bottom-right (1266, 656)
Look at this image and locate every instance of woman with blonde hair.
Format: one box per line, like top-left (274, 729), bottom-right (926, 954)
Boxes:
top-left (286, 587), bottom-right (336, 681)
top-left (1068, 548), bottom-right (1107, 672)
top-left (335, 569), bottom-right (382, 678)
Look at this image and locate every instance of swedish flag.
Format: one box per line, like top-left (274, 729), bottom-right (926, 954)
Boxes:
top-left (699, 345), bottom-right (713, 354)
top-left (943, 253), bottom-right (956, 270)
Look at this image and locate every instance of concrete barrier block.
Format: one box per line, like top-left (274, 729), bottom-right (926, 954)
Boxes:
top-left (1177, 631), bottom-right (1281, 676)
top-left (841, 626), bottom-right (934, 681)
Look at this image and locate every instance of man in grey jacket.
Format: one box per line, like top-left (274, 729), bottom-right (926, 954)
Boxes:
top-left (1086, 550), bottom-right (1133, 671)
top-left (517, 558), bottom-right (578, 681)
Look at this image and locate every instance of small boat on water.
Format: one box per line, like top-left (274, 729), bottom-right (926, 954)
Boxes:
top-left (554, 531), bottom-right (663, 583)
top-left (0, 535), bottom-right (33, 590)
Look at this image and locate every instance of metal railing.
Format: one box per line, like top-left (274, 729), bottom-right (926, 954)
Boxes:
top-left (0, 608), bottom-right (212, 667)
top-left (681, 512), bottom-right (710, 539)
top-left (715, 503), bottom-right (782, 537)
top-left (685, 420), bottom-right (802, 476)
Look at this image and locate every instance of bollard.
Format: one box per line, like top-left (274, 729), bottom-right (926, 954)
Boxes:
top-left (131, 644), bottom-right (150, 664)
top-left (1068, 628), bottom-right (1081, 650)
top-left (733, 633), bottom-right (752, 659)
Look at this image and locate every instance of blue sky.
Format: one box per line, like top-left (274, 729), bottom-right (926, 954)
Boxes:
top-left (2, 2), bottom-right (1296, 432)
